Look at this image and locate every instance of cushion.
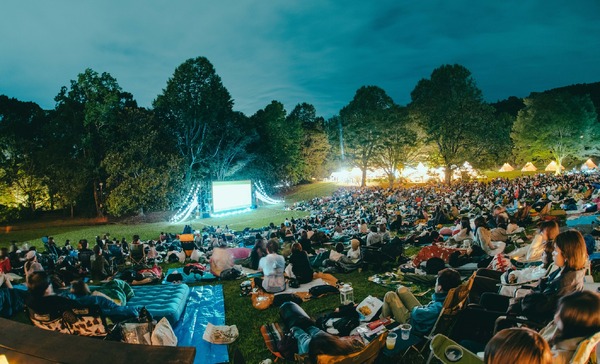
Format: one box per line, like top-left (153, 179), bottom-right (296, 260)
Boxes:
top-left (127, 284), bottom-right (190, 325)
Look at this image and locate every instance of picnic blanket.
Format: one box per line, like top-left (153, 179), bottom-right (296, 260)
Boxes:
top-left (251, 273), bottom-right (339, 310)
top-left (174, 285), bottom-right (228, 364)
top-left (277, 272), bottom-right (338, 301)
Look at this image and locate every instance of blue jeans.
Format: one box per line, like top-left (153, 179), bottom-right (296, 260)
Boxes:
top-left (291, 325), bottom-right (321, 354)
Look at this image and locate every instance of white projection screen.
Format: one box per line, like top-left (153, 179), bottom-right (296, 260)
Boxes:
top-left (211, 180), bottom-right (252, 213)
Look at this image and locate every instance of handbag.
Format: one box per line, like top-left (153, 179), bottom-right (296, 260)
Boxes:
top-left (251, 290), bottom-right (274, 310)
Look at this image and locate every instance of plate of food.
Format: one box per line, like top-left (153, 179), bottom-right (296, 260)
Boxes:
top-left (355, 295), bottom-right (383, 321)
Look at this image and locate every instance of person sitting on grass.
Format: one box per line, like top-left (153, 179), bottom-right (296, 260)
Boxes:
top-left (285, 243), bottom-right (313, 284)
top-left (0, 248), bottom-right (12, 274)
top-left (209, 241), bottom-right (241, 279)
top-left (91, 244), bottom-right (110, 281)
top-left (255, 240), bottom-right (286, 293)
top-left (380, 268), bottom-right (462, 336)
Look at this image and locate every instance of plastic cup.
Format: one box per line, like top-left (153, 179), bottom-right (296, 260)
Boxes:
top-left (400, 323), bottom-right (411, 340)
top-left (386, 332), bottom-right (397, 350)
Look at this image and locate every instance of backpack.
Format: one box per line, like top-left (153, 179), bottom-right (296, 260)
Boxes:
top-left (220, 267), bottom-right (242, 280)
top-left (309, 284), bottom-right (339, 299)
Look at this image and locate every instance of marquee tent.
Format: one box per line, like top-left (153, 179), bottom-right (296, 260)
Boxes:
top-left (581, 158), bottom-right (597, 170)
top-left (499, 163), bottom-right (514, 172)
top-left (521, 162), bottom-right (537, 172)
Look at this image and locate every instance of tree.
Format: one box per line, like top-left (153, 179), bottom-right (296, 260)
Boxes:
top-left (0, 95), bottom-right (49, 213)
top-left (208, 111), bottom-right (258, 181)
top-left (512, 92), bottom-right (599, 173)
top-left (52, 69), bottom-right (132, 217)
top-left (372, 106), bottom-right (424, 188)
top-left (339, 86), bottom-right (398, 187)
top-left (409, 64), bottom-right (506, 183)
top-left (247, 101), bottom-right (303, 185)
top-left (102, 107), bottom-right (183, 216)
top-left (287, 103), bottom-right (331, 181)
top-left (153, 57), bottom-right (234, 185)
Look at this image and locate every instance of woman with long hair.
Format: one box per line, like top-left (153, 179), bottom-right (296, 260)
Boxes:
top-left (473, 216), bottom-right (505, 256)
top-left (286, 243), bottom-right (313, 284)
top-left (482, 230), bottom-right (587, 320)
top-left (540, 290), bottom-right (600, 363)
top-left (511, 220), bottom-right (560, 263)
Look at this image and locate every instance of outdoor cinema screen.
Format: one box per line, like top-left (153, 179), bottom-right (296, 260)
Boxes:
top-left (212, 180), bottom-right (252, 213)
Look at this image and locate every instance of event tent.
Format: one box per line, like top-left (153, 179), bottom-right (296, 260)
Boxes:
top-left (499, 163), bottom-right (514, 172)
top-left (521, 162), bottom-right (537, 172)
top-left (581, 158), bottom-right (598, 170)
top-left (545, 161), bottom-right (565, 172)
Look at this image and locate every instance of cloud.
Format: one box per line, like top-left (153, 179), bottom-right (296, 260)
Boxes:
top-left (1, 1), bottom-right (599, 118)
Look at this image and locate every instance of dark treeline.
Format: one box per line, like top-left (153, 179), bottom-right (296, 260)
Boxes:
top-left (1, 58), bottom-right (598, 221)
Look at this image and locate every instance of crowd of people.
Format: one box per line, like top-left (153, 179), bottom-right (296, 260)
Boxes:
top-left (1, 171), bottom-right (599, 362)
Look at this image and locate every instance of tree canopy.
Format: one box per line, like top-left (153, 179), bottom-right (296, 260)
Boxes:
top-left (512, 91), bottom-right (599, 173)
top-left (339, 86), bottom-right (399, 187)
top-left (410, 64), bottom-right (510, 183)
top-left (153, 57), bottom-right (234, 185)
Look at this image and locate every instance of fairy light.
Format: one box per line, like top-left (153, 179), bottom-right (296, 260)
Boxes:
top-left (254, 181), bottom-right (283, 204)
top-left (170, 183), bottom-right (201, 223)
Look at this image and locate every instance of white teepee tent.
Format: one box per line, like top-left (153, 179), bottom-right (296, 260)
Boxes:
top-left (499, 163), bottom-right (514, 172)
top-left (581, 158), bottom-right (597, 170)
top-left (521, 162), bottom-right (537, 172)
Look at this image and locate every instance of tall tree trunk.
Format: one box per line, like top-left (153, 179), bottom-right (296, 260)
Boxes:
top-left (388, 173), bottom-right (394, 189)
top-left (445, 165), bottom-right (452, 184)
top-left (361, 168), bottom-right (367, 187)
top-left (556, 157), bottom-right (563, 176)
top-left (93, 183), bottom-right (103, 218)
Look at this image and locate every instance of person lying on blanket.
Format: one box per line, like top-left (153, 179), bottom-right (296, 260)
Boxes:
top-left (281, 301), bottom-right (365, 361)
top-left (68, 280), bottom-right (141, 322)
top-left (380, 268), bottom-right (461, 336)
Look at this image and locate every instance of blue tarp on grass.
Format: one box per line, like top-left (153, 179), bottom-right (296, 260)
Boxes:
top-left (174, 285), bottom-right (229, 364)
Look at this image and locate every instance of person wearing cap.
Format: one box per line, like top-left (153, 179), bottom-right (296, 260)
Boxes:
top-left (24, 250), bottom-right (43, 280)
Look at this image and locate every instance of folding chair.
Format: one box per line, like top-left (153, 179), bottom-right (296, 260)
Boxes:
top-left (129, 243), bottom-right (145, 265)
top-left (181, 242), bottom-right (197, 259)
top-left (406, 273), bottom-right (476, 363)
top-left (106, 243), bottom-right (125, 265)
top-left (570, 331), bottom-right (600, 364)
top-left (429, 334), bottom-right (483, 364)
